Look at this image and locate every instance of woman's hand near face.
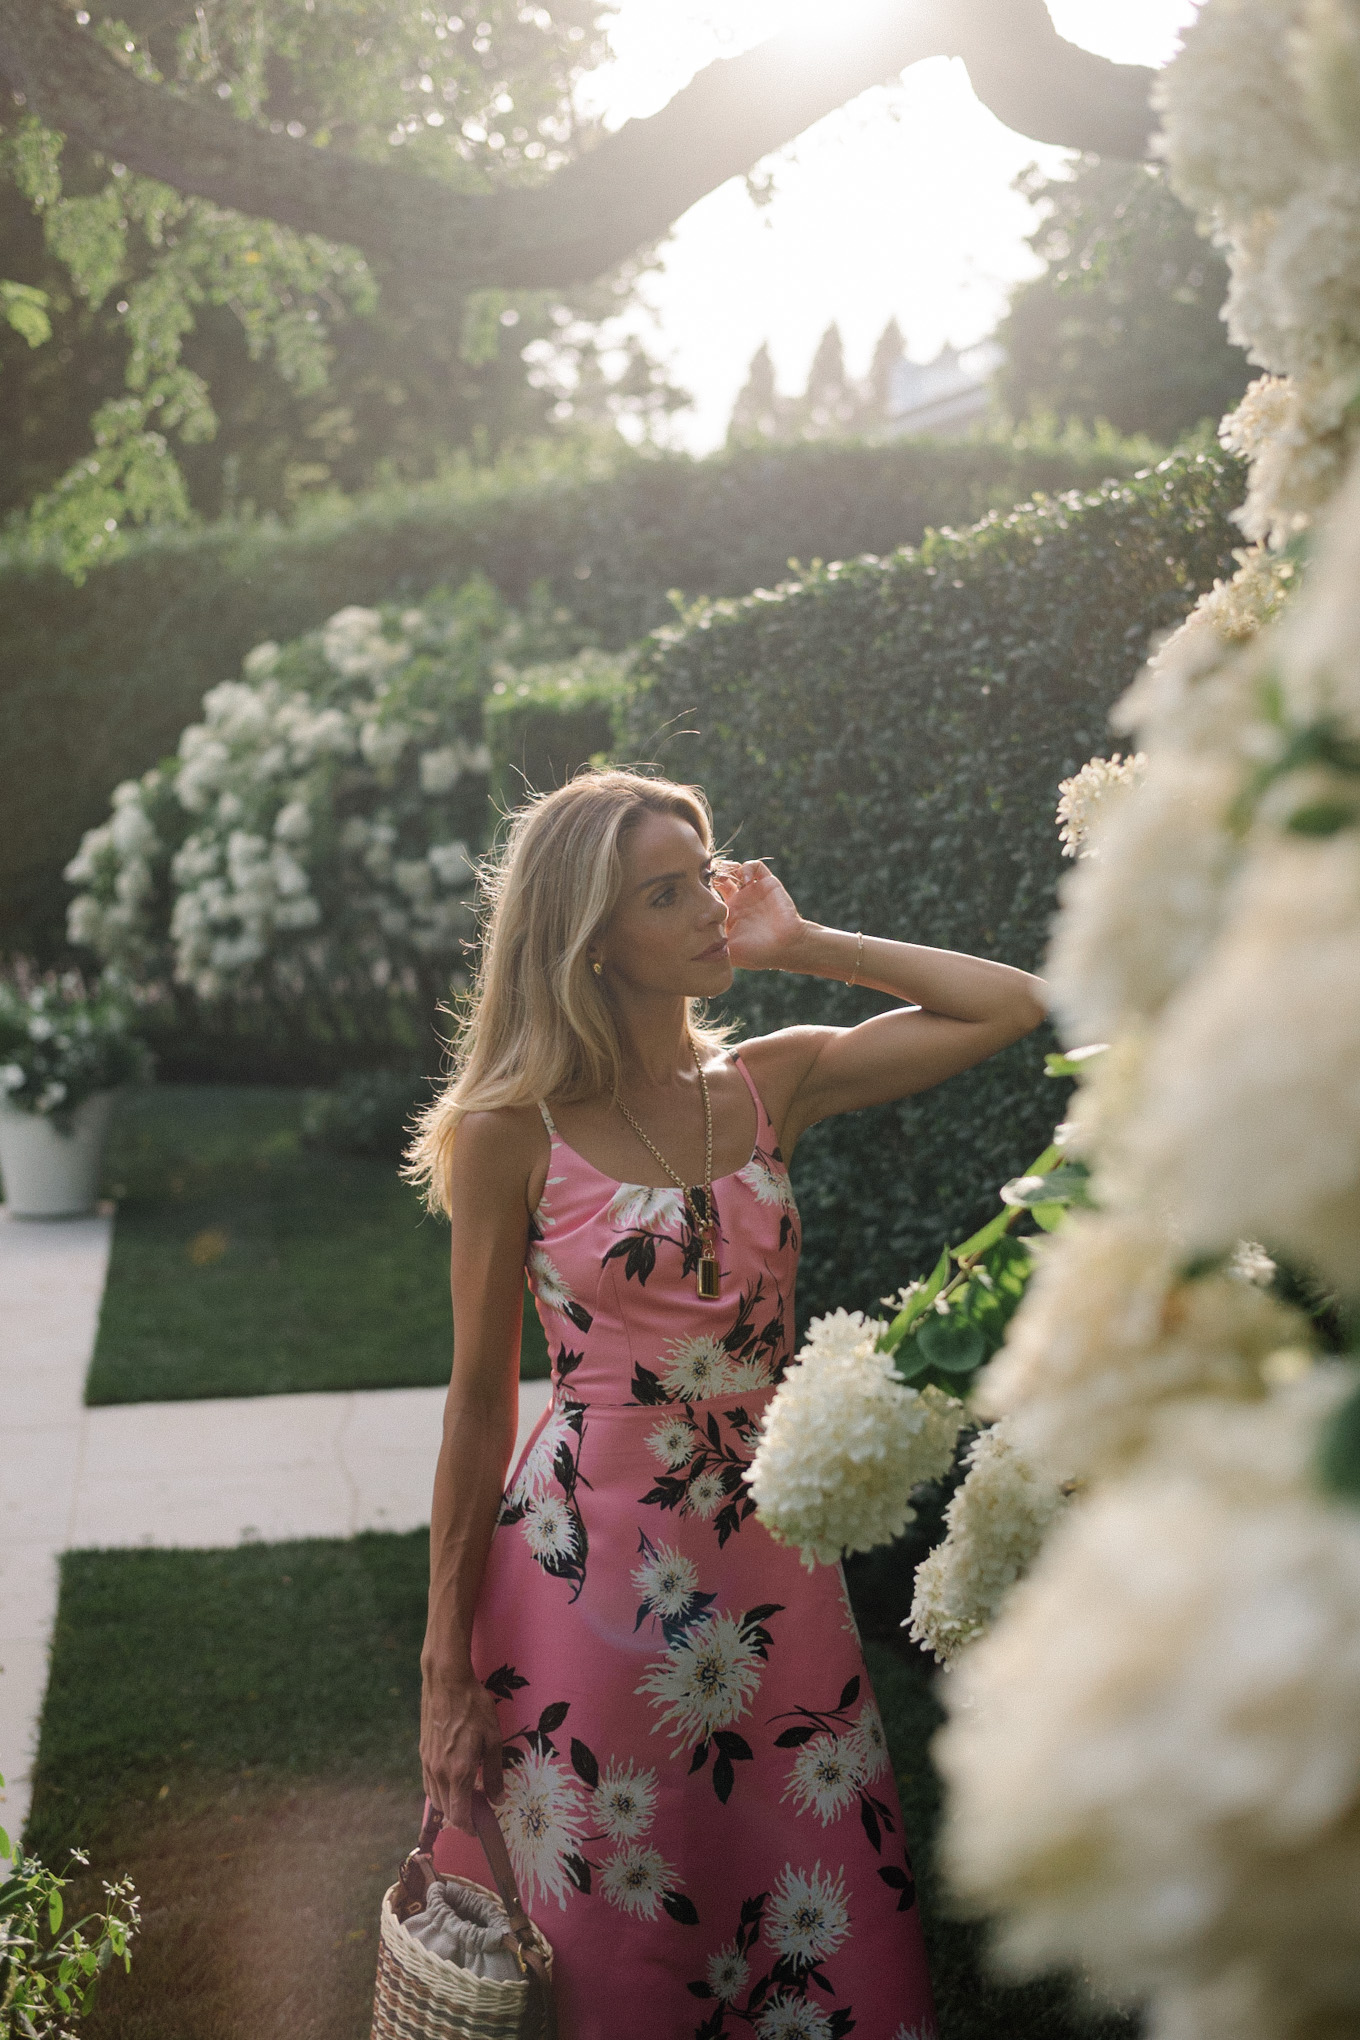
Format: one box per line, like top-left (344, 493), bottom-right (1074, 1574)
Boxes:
top-left (714, 859), bottom-right (807, 971)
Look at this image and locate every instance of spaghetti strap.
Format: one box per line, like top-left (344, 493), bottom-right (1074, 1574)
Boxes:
top-left (730, 1049), bottom-right (773, 1135)
top-left (537, 1099), bottom-right (558, 1138)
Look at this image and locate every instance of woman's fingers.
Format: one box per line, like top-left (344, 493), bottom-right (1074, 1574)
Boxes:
top-left (716, 857), bottom-right (771, 889)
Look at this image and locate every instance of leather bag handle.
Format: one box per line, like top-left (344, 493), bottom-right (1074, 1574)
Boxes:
top-left (407, 1797), bottom-right (557, 2040)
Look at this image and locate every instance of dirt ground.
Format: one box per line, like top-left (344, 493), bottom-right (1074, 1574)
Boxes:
top-left (75, 1777), bottom-right (423, 2040)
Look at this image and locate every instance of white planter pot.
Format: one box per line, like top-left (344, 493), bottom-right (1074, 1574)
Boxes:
top-left (0, 1090), bottom-right (119, 1218)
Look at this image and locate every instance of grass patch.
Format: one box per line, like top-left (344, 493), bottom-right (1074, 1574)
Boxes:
top-left (27, 1538), bottom-right (1134, 2039)
top-left (26, 1535), bottom-right (430, 1853)
top-left (87, 1085), bottom-right (547, 1403)
top-left (27, 1535), bottom-right (433, 2040)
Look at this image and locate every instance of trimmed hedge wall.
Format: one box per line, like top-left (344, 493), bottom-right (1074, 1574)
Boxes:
top-left (2, 436), bottom-right (1148, 956)
top-left (629, 453), bottom-right (1245, 1327)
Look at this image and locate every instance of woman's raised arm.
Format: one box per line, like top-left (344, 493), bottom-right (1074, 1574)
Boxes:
top-left (716, 859), bottom-right (1047, 1145)
top-left (420, 1105), bottom-right (542, 1833)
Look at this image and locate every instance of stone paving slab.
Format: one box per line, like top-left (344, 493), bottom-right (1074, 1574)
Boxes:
top-left (0, 1205), bottom-right (549, 1851)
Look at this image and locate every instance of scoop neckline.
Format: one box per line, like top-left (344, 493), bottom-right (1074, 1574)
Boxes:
top-left (542, 1137), bottom-right (764, 1201)
top-left (541, 1051), bottom-right (769, 1200)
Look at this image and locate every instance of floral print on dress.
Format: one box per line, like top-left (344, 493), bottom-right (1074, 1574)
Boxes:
top-left (629, 1278), bottom-right (789, 1406)
top-left (606, 1182), bottom-right (689, 1233)
top-left (687, 1871), bottom-right (858, 2040)
top-left (431, 1057), bottom-right (934, 2037)
top-left (639, 1401), bottom-right (764, 1547)
top-left (773, 1677), bottom-right (903, 1860)
top-left (486, 1666), bottom-right (699, 1924)
top-left (637, 1598), bottom-right (783, 1803)
top-left (527, 1242), bottom-right (593, 1333)
top-left (735, 1143), bottom-right (801, 1256)
top-left (497, 1361), bottom-right (591, 1600)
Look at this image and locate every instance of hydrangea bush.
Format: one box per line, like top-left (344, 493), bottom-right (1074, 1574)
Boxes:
top-left (755, 8), bottom-right (1360, 2031)
top-left (0, 968), bottom-right (152, 1128)
top-left (65, 578), bottom-right (613, 1051)
top-left (921, 7), bottom-right (1360, 2035)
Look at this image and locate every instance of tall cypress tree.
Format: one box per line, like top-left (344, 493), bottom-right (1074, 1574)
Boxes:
top-left (727, 340), bottom-right (782, 444)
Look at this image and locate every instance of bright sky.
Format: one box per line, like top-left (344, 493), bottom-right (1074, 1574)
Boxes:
top-left (580, 1), bottom-right (1200, 449)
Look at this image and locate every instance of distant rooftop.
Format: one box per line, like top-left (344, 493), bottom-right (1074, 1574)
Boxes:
top-left (885, 341), bottom-right (1003, 439)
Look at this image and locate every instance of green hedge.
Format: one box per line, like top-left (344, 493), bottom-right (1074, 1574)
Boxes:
top-left (2, 435), bottom-right (1151, 956)
top-left (484, 647), bottom-right (632, 809)
top-left (629, 453), bottom-right (1245, 1327)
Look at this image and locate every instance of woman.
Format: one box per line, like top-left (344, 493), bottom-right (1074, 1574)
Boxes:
top-left (405, 768), bottom-right (1045, 2040)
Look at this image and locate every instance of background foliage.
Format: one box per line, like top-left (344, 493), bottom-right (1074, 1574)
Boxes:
top-left (629, 451), bottom-right (1245, 1326)
top-left (0, 0), bottom-right (689, 571)
top-left (0, 432), bottom-right (1154, 959)
top-left (997, 158), bottom-right (1252, 443)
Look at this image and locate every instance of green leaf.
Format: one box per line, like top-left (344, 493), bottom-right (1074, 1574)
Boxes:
top-left (881, 1247), bottom-right (949, 1351)
top-left (1030, 1201), bottom-right (1068, 1231)
top-left (915, 1313), bottom-right (987, 1374)
top-left (952, 1204), bottom-right (1014, 1261)
top-left (1316, 1374), bottom-right (1360, 1504)
top-left (893, 1341), bottom-right (933, 1383)
top-left (0, 281), bottom-right (52, 350)
top-left (1286, 800), bottom-right (1359, 837)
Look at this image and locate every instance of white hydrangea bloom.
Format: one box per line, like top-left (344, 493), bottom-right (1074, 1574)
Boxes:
top-left (1272, 432), bottom-right (1360, 731)
top-left (1055, 754), bottom-right (1147, 860)
top-left (1047, 750), bottom-right (1244, 1047)
top-left (273, 799), bottom-right (310, 843)
top-left (909, 1421), bottom-right (1068, 1665)
top-left (242, 640), bottom-right (280, 678)
top-left (1156, 0), bottom-right (1321, 227)
top-left (65, 595), bottom-right (513, 1018)
top-left (359, 717), bottom-right (413, 770)
top-left (321, 605), bottom-right (408, 680)
top-left (748, 1309), bottom-right (965, 1567)
top-left (1128, 831), bottom-right (1360, 1294)
top-left (1288, 0), bottom-right (1360, 156)
top-left (976, 1214), bottom-right (1308, 1482)
top-left (1221, 365), bottom-right (1360, 543)
top-left (936, 1372), bottom-right (1360, 2040)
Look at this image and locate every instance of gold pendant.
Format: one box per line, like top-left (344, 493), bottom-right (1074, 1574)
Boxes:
top-left (698, 1252), bottom-right (721, 1300)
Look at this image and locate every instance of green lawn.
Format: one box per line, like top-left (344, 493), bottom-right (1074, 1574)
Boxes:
top-left (87, 1085), bottom-right (547, 1404)
top-left (27, 1537), bottom-right (1136, 2040)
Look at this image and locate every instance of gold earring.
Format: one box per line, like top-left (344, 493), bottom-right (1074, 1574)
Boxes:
top-left (592, 960), bottom-right (603, 977)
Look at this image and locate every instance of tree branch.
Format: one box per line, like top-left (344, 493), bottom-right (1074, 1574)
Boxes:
top-left (0, 0), bottom-right (1156, 305)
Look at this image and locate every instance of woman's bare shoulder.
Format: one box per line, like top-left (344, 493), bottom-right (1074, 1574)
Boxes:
top-left (447, 1103), bottom-right (548, 1196)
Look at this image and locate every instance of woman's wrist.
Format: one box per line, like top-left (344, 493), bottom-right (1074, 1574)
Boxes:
top-left (777, 921), bottom-right (861, 980)
top-left (422, 1641), bottom-right (477, 1689)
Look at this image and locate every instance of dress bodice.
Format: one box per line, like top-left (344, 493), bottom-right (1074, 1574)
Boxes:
top-left (525, 1053), bottom-right (801, 1412)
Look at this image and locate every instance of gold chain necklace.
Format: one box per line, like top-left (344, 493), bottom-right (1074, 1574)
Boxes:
top-left (615, 1040), bottom-right (721, 1300)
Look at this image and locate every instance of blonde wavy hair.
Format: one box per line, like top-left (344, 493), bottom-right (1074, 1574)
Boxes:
top-left (403, 768), bottom-right (736, 1214)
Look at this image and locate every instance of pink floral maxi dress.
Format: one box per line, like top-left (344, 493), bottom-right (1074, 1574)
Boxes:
top-left (431, 1055), bottom-right (937, 2040)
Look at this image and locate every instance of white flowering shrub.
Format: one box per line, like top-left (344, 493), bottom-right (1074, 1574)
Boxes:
top-left (65, 579), bottom-right (603, 1047)
top-left (937, 1374), bottom-right (1360, 2040)
top-left (919, 7), bottom-right (1360, 2036)
top-left (1055, 752), bottom-right (1146, 859)
top-left (907, 1420), bottom-right (1067, 1666)
top-left (1158, 0), bottom-right (1360, 543)
top-left (747, 1310), bottom-right (966, 1568)
top-left (0, 967), bottom-right (152, 1126)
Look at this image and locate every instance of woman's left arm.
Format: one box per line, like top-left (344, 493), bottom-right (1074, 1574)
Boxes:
top-left (717, 860), bottom-right (1047, 1140)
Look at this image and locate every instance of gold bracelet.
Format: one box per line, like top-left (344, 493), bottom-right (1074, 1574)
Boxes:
top-left (845, 930), bottom-right (864, 988)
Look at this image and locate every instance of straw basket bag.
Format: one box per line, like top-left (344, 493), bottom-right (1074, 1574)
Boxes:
top-left (371, 1794), bottom-right (555, 2040)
